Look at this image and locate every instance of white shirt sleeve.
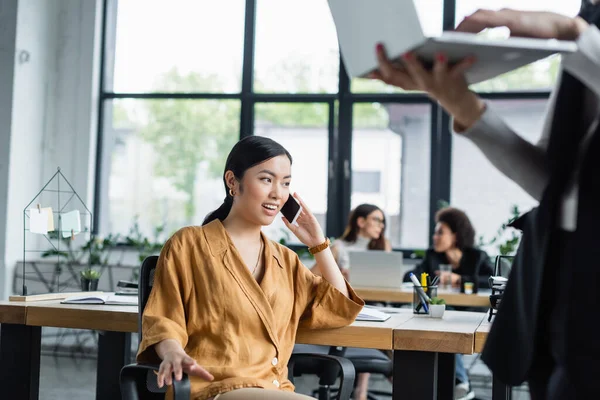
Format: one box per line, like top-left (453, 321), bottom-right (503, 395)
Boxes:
top-left (456, 105), bottom-right (551, 201)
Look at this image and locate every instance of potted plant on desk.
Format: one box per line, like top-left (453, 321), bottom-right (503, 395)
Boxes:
top-left (429, 297), bottom-right (446, 318)
top-left (80, 269), bottom-right (101, 291)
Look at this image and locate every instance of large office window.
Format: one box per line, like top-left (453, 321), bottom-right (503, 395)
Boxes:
top-left (254, 0), bottom-right (339, 93)
top-left (110, 0), bottom-right (245, 93)
top-left (451, 99), bottom-right (546, 253)
top-left (351, 103), bottom-right (431, 248)
top-left (255, 103), bottom-right (330, 244)
top-left (99, 99), bottom-right (240, 237)
top-left (97, 0), bottom-right (582, 254)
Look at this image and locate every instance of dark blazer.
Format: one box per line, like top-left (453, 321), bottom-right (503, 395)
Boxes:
top-left (403, 248), bottom-right (494, 292)
top-left (482, 5), bottom-right (600, 389)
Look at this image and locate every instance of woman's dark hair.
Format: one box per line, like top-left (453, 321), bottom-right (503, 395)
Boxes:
top-left (202, 136), bottom-right (292, 225)
top-left (340, 204), bottom-right (387, 250)
top-left (435, 207), bottom-right (475, 250)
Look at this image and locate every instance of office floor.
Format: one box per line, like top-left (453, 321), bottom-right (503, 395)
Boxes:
top-left (38, 351), bottom-right (531, 400)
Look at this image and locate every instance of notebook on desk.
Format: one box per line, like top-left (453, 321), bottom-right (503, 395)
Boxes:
top-left (356, 305), bottom-right (391, 322)
top-left (348, 250), bottom-right (406, 289)
top-left (328, 0), bottom-right (578, 84)
top-left (61, 293), bottom-right (137, 306)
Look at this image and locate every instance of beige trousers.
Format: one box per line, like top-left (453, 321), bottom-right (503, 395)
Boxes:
top-left (212, 388), bottom-right (315, 400)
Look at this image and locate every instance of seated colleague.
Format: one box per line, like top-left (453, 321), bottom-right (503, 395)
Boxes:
top-left (137, 136), bottom-right (364, 400)
top-left (404, 206), bottom-right (493, 400)
top-left (312, 203), bottom-right (391, 400)
top-left (312, 203), bottom-right (392, 280)
top-left (404, 206), bottom-right (494, 291)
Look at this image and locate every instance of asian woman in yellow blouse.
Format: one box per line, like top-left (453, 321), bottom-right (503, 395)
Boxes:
top-left (137, 136), bottom-right (364, 400)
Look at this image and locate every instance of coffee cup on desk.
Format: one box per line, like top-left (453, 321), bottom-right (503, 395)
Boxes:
top-left (464, 281), bottom-right (474, 295)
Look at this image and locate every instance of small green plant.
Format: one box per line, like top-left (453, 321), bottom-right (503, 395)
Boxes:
top-left (80, 269), bottom-right (101, 280)
top-left (478, 205), bottom-right (522, 256)
top-left (429, 297), bottom-right (446, 305)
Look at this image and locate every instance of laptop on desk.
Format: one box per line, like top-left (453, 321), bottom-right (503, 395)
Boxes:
top-left (348, 251), bottom-right (407, 289)
top-left (327, 0), bottom-right (578, 84)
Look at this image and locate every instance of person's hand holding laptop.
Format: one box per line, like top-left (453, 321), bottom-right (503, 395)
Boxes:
top-left (328, 0), bottom-right (589, 129)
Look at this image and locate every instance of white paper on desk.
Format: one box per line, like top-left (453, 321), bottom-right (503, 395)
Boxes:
top-left (356, 306), bottom-right (391, 322)
top-left (60, 210), bottom-right (81, 238)
top-left (29, 208), bottom-right (49, 235)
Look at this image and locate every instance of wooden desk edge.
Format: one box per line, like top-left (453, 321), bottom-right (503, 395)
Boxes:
top-left (0, 304), bottom-right (28, 325)
top-left (474, 316), bottom-right (491, 353)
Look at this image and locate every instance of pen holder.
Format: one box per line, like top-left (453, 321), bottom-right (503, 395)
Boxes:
top-left (412, 285), bottom-right (437, 315)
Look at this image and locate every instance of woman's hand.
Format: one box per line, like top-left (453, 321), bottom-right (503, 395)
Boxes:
top-left (450, 273), bottom-right (462, 289)
top-left (455, 8), bottom-right (589, 41)
top-left (282, 193), bottom-right (326, 248)
top-left (371, 45), bottom-right (486, 129)
top-left (157, 350), bottom-right (214, 388)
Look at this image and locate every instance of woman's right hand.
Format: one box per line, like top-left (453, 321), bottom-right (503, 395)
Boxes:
top-left (157, 350), bottom-right (214, 388)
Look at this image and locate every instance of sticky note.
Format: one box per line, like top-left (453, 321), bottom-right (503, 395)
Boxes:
top-left (61, 210), bottom-right (81, 238)
top-left (30, 208), bottom-right (49, 235)
top-left (42, 207), bottom-right (54, 232)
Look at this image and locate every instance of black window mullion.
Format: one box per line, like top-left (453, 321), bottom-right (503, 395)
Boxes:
top-left (326, 99), bottom-right (338, 239)
top-left (93, 0), bottom-right (112, 235)
top-left (336, 59), bottom-right (352, 238)
top-left (240, 0), bottom-right (256, 139)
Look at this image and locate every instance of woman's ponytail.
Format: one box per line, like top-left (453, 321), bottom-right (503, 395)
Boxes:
top-left (202, 195), bottom-right (233, 225)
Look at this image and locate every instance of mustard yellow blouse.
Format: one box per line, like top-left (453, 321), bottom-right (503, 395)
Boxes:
top-left (137, 220), bottom-right (364, 400)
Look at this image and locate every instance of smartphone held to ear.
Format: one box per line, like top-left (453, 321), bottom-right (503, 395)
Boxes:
top-left (280, 195), bottom-right (302, 225)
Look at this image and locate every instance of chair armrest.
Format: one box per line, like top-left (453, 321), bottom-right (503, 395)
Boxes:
top-left (120, 363), bottom-right (190, 400)
top-left (289, 353), bottom-right (355, 400)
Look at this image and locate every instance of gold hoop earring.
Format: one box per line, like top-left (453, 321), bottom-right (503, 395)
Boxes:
top-left (229, 188), bottom-right (235, 197)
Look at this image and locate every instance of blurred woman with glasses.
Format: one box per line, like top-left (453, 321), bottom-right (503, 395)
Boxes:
top-left (310, 203), bottom-right (391, 400)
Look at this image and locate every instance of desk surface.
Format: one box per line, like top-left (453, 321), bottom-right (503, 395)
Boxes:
top-left (296, 309), bottom-right (414, 350)
top-left (0, 301), bottom-right (488, 354)
top-left (393, 311), bottom-right (487, 354)
top-left (25, 301), bottom-right (139, 333)
top-left (354, 286), bottom-right (491, 308)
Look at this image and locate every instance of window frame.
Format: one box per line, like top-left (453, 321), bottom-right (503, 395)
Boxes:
top-left (95, 0), bottom-right (555, 256)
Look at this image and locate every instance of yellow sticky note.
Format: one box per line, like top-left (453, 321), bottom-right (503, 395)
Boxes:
top-left (42, 207), bottom-right (54, 232)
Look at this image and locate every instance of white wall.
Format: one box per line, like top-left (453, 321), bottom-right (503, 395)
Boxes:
top-left (0, 0), bottom-right (19, 300)
top-left (0, 0), bottom-right (102, 299)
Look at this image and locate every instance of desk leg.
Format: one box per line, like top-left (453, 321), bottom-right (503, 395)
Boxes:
top-left (393, 350), bottom-right (438, 400)
top-left (436, 353), bottom-right (455, 400)
top-left (96, 331), bottom-right (131, 400)
top-left (0, 323), bottom-right (41, 399)
top-left (492, 375), bottom-right (512, 400)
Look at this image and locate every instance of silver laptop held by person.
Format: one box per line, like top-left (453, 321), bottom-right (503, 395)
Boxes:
top-left (328, 0), bottom-right (578, 84)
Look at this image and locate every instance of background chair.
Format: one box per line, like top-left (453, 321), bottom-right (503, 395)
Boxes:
top-left (293, 345), bottom-right (392, 400)
top-left (120, 256), bottom-right (356, 400)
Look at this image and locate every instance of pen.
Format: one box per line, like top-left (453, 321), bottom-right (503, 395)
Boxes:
top-left (431, 276), bottom-right (439, 286)
top-left (409, 273), bottom-right (430, 313)
top-left (421, 272), bottom-right (428, 293)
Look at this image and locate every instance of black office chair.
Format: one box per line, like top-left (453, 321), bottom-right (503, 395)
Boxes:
top-left (293, 345), bottom-right (392, 400)
top-left (120, 256), bottom-right (356, 400)
top-left (344, 348), bottom-right (392, 399)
